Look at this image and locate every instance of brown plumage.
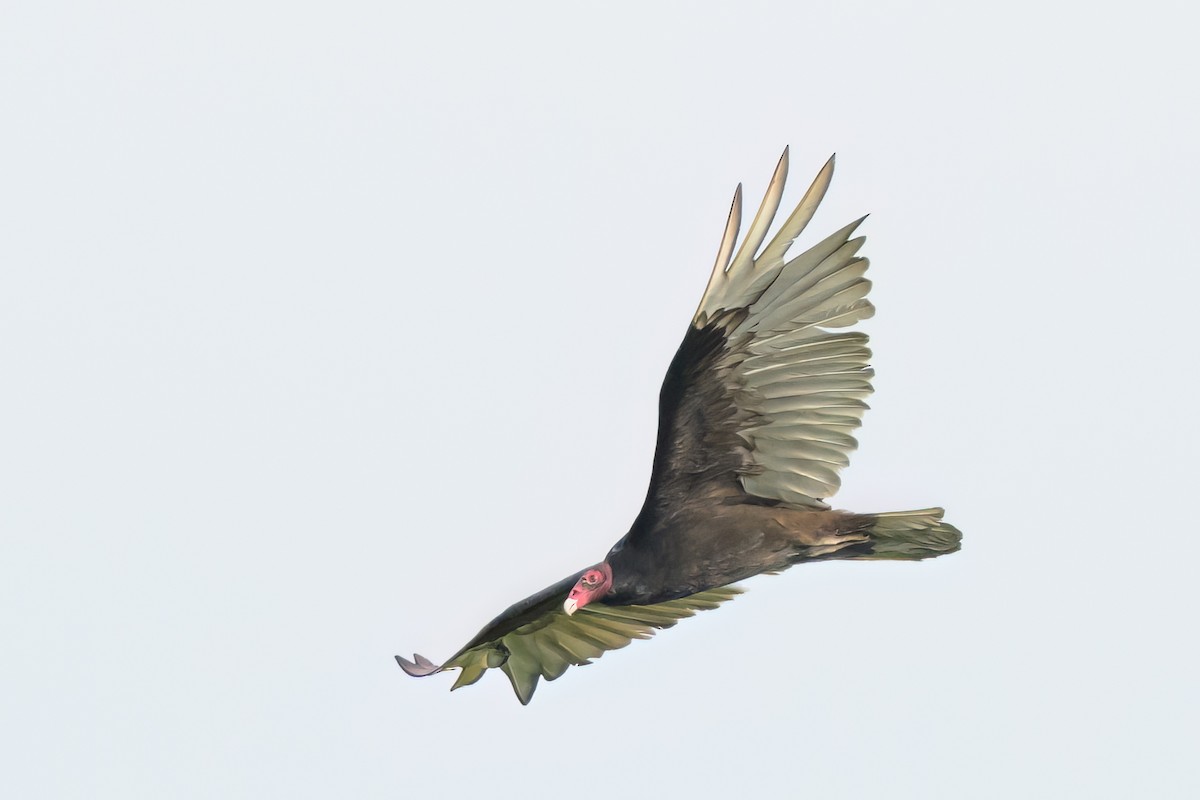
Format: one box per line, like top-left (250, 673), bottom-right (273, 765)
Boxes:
top-left (396, 150), bottom-right (962, 704)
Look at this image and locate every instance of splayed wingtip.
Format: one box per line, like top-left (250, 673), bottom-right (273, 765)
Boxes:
top-left (395, 653), bottom-right (442, 677)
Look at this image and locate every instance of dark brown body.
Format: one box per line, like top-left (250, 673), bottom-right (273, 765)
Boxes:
top-left (599, 319), bottom-right (878, 607)
top-left (605, 502), bottom-right (873, 606)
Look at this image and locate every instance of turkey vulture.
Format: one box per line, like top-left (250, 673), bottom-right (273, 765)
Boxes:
top-left (395, 150), bottom-right (961, 704)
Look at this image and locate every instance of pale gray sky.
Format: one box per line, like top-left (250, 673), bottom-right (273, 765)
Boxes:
top-left (3, 2), bottom-right (1197, 797)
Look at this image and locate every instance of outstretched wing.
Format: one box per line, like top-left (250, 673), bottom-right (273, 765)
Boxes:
top-left (633, 150), bottom-right (874, 535)
top-left (396, 576), bottom-right (741, 705)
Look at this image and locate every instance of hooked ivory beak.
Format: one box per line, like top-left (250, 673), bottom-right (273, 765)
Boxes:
top-left (563, 597), bottom-right (578, 615)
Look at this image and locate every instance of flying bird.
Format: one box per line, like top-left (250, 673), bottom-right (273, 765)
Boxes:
top-left (396, 150), bottom-right (961, 704)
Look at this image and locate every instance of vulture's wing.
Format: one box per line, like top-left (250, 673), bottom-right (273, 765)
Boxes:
top-left (396, 575), bottom-right (741, 704)
top-left (632, 150), bottom-right (874, 535)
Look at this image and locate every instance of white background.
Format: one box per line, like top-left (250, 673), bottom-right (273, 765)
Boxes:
top-left (3, 2), bottom-right (1197, 797)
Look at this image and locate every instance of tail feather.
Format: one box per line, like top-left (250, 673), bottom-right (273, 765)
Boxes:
top-left (858, 507), bottom-right (962, 560)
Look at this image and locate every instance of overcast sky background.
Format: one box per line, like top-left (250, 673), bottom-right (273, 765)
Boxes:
top-left (3, 2), bottom-right (1198, 797)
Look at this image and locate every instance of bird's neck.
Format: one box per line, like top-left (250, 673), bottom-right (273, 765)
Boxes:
top-left (601, 548), bottom-right (688, 607)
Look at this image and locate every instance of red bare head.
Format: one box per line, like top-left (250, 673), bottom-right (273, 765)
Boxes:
top-left (563, 562), bottom-right (613, 615)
